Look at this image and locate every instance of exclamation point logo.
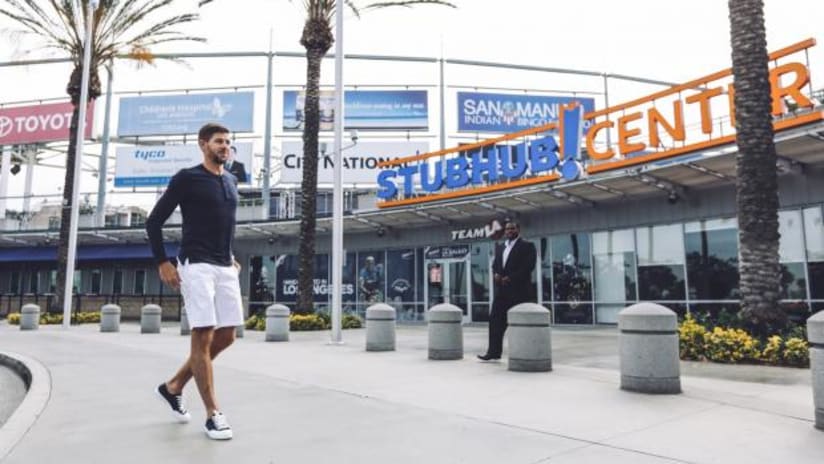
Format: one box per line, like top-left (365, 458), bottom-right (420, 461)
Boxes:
top-left (557, 102), bottom-right (585, 181)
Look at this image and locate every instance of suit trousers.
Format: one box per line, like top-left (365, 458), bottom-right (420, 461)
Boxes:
top-left (487, 297), bottom-right (514, 357)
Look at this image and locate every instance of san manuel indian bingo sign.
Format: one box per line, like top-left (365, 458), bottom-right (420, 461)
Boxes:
top-left (375, 38), bottom-right (822, 208)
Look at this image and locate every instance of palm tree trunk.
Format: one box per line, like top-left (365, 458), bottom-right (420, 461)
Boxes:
top-left (296, 48), bottom-right (326, 314)
top-left (52, 103), bottom-right (81, 317)
top-left (729, 0), bottom-right (787, 335)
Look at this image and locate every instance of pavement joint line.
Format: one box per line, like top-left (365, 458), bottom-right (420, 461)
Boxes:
top-left (0, 351), bottom-right (52, 462)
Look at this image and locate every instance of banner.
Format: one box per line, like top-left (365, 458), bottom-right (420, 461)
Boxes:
top-left (279, 140), bottom-right (429, 185)
top-left (117, 92), bottom-right (254, 136)
top-left (282, 90), bottom-right (428, 131)
top-left (457, 92), bottom-right (595, 133)
top-left (0, 102), bottom-right (93, 145)
top-left (114, 142), bottom-right (253, 187)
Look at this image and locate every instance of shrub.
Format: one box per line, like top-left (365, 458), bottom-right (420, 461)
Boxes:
top-left (289, 314), bottom-right (327, 331)
top-left (678, 314), bottom-right (707, 360)
top-left (342, 314), bottom-right (363, 329)
top-left (7, 313), bottom-right (20, 324)
top-left (761, 335), bottom-right (783, 364)
top-left (782, 337), bottom-right (810, 367)
top-left (5, 312), bottom-right (102, 325)
top-left (703, 326), bottom-right (761, 363)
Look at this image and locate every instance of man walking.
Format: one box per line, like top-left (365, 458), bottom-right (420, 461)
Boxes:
top-left (146, 123), bottom-right (242, 440)
top-left (478, 221), bottom-right (536, 361)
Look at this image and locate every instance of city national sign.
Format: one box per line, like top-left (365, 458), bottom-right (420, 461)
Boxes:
top-left (0, 102), bottom-right (93, 145)
top-left (114, 142), bottom-right (253, 187)
top-left (376, 38), bottom-right (822, 208)
top-left (458, 92), bottom-right (595, 133)
top-left (117, 91), bottom-right (254, 136)
top-left (282, 90), bottom-right (428, 131)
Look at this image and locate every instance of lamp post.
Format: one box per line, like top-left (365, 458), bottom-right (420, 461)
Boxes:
top-left (63, 0), bottom-right (99, 328)
top-left (330, 2), bottom-right (344, 344)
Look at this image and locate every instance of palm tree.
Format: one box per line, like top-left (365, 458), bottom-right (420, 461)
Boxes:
top-left (201, 0), bottom-right (454, 313)
top-left (0, 0), bottom-right (205, 315)
top-left (728, 0), bottom-right (787, 336)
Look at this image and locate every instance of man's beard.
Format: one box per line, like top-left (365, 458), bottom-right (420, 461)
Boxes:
top-left (210, 149), bottom-right (226, 165)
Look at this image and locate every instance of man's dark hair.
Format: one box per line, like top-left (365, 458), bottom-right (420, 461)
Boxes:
top-left (198, 123), bottom-right (230, 143)
top-left (506, 221), bottom-right (520, 229)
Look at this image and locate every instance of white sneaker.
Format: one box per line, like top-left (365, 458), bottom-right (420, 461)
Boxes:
top-left (205, 411), bottom-right (233, 440)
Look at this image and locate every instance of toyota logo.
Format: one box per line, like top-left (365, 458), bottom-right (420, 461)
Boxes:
top-left (0, 116), bottom-right (12, 138)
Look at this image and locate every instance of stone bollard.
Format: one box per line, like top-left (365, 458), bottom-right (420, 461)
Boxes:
top-left (140, 304), bottom-right (162, 334)
top-left (100, 304), bottom-right (121, 333)
top-left (235, 322), bottom-right (245, 339)
top-left (265, 304), bottom-right (290, 342)
top-left (427, 303), bottom-right (463, 360)
top-left (366, 303), bottom-right (397, 351)
top-left (20, 304), bottom-right (40, 331)
top-left (808, 311), bottom-right (824, 430)
top-left (507, 303), bottom-right (552, 372)
top-left (180, 308), bottom-right (191, 336)
top-left (618, 303), bottom-right (681, 394)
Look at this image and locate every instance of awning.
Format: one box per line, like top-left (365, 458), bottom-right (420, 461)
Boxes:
top-left (0, 244), bottom-right (179, 263)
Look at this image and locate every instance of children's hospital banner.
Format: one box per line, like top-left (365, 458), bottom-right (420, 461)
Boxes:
top-left (114, 142), bottom-right (253, 187)
top-left (117, 91), bottom-right (255, 136)
top-left (457, 92), bottom-right (595, 133)
top-left (282, 90), bottom-right (428, 131)
top-left (279, 140), bottom-right (429, 185)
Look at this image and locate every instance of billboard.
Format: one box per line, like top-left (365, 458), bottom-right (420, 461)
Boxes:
top-left (279, 140), bottom-right (429, 185)
top-left (457, 92), bottom-right (595, 133)
top-left (282, 90), bottom-right (428, 131)
top-left (0, 102), bottom-right (93, 145)
top-left (117, 91), bottom-right (254, 136)
top-left (114, 142), bottom-right (253, 187)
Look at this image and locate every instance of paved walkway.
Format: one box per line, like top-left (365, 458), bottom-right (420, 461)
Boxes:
top-left (0, 321), bottom-right (821, 464)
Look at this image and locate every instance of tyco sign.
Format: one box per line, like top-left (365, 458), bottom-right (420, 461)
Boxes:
top-left (458, 92), bottom-right (595, 133)
top-left (0, 102), bottom-right (93, 144)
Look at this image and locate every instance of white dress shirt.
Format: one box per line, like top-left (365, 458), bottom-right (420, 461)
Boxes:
top-left (503, 237), bottom-right (519, 267)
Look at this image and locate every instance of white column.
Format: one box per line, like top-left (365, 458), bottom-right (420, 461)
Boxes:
top-left (330, 4), bottom-right (345, 344)
top-left (22, 150), bottom-right (35, 215)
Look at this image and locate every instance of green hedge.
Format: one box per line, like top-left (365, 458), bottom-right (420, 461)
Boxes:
top-left (244, 312), bottom-right (363, 332)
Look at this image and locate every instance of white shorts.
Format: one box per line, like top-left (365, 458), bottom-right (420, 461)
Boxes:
top-left (179, 260), bottom-right (244, 329)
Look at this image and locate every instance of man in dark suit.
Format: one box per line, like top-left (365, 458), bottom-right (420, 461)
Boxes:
top-left (226, 146), bottom-right (248, 183)
top-left (478, 221), bottom-right (537, 361)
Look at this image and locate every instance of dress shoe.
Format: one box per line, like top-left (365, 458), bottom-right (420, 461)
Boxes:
top-left (477, 354), bottom-right (500, 361)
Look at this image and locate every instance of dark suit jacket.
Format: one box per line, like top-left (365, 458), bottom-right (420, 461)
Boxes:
top-left (227, 161), bottom-right (247, 183)
top-left (492, 238), bottom-right (537, 307)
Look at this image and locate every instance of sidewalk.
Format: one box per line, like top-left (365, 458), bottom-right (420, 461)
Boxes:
top-left (0, 321), bottom-right (821, 464)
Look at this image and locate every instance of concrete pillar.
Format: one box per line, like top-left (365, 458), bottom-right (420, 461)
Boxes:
top-left (808, 311), bottom-right (824, 430)
top-left (180, 308), bottom-right (191, 336)
top-left (366, 303), bottom-right (396, 352)
top-left (265, 304), bottom-right (290, 342)
top-left (427, 303), bottom-right (463, 360)
top-left (100, 304), bottom-right (121, 333)
top-left (507, 303), bottom-right (552, 372)
top-left (618, 302), bottom-right (681, 394)
top-left (20, 304), bottom-right (40, 331)
top-left (140, 304), bottom-right (162, 334)
top-left (235, 323), bottom-right (245, 338)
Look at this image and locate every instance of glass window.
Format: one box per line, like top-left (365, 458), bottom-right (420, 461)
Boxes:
top-left (342, 252), bottom-right (357, 310)
top-left (9, 271), bottom-right (20, 294)
top-left (780, 262), bottom-right (807, 300)
top-left (551, 233), bottom-right (592, 304)
top-left (554, 303), bottom-right (593, 325)
top-left (112, 270), bottom-right (123, 295)
top-left (90, 269), bottom-right (102, 294)
top-left (685, 219), bottom-right (739, 300)
top-left (134, 270), bottom-right (146, 295)
top-left (386, 249), bottom-right (418, 321)
top-left (73, 270), bottom-right (81, 293)
top-left (593, 229), bottom-right (636, 324)
top-left (804, 206), bottom-right (824, 261)
top-left (274, 254), bottom-right (330, 306)
top-left (778, 210), bottom-right (805, 262)
top-left (636, 224), bottom-right (686, 301)
top-left (809, 262), bottom-right (824, 300)
top-left (357, 251), bottom-right (385, 305)
top-left (49, 270), bottom-right (56, 293)
top-left (28, 271), bottom-right (39, 294)
top-left (471, 243), bottom-right (492, 323)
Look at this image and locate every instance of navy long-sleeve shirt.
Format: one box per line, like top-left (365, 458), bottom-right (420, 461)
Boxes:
top-left (146, 165), bottom-right (238, 266)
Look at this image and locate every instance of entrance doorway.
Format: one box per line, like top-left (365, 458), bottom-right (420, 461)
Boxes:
top-left (424, 245), bottom-right (472, 323)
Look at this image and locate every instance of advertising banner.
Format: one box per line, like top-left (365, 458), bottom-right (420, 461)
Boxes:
top-left (0, 102), bottom-right (93, 145)
top-left (279, 140), bottom-right (428, 185)
top-left (457, 92), bottom-right (595, 133)
top-left (114, 142), bottom-right (253, 187)
top-left (282, 90), bottom-right (428, 131)
top-left (117, 91), bottom-right (254, 136)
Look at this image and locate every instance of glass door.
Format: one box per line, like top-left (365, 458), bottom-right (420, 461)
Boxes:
top-left (425, 258), bottom-right (472, 323)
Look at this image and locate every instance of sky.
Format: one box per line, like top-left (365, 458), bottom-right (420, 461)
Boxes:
top-left (0, 0), bottom-right (822, 212)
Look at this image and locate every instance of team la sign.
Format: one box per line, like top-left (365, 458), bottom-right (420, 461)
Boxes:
top-left (0, 102), bottom-right (93, 145)
top-left (376, 38), bottom-right (820, 208)
top-left (451, 219), bottom-right (505, 241)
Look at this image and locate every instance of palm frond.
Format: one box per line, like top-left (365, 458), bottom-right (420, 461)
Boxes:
top-left (361, 0), bottom-right (456, 10)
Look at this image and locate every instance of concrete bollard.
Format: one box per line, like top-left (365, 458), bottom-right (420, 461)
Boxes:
top-left (20, 304), bottom-right (40, 331)
top-left (507, 303), bottom-right (552, 372)
top-left (366, 303), bottom-right (397, 351)
top-left (100, 304), bottom-right (121, 333)
top-left (235, 322), bottom-right (245, 339)
top-left (618, 302), bottom-right (681, 394)
top-left (265, 304), bottom-right (290, 342)
top-left (140, 304), bottom-right (162, 334)
top-left (180, 308), bottom-right (191, 336)
top-left (808, 311), bottom-right (824, 430)
top-left (427, 303), bottom-right (463, 360)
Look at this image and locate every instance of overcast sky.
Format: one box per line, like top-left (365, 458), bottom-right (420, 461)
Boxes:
top-left (0, 0), bottom-right (821, 210)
